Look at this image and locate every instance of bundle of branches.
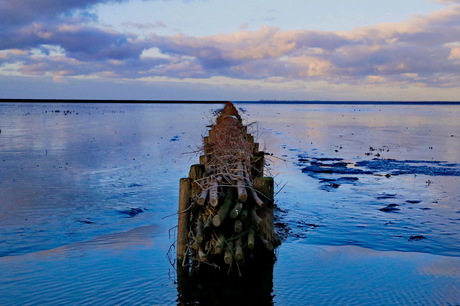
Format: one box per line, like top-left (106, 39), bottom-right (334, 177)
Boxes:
top-left (178, 102), bottom-right (279, 273)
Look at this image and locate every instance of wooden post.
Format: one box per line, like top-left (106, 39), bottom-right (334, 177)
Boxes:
top-left (251, 188), bottom-right (265, 208)
top-left (254, 176), bottom-right (276, 251)
top-left (248, 228), bottom-right (255, 249)
top-left (234, 220), bottom-right (243, 233)
top-left (209, 128), bottom-right (217, 143)
top-left (251, 207), bottom-right (263, 225)
top-left (212, 188), bottom-right (234, 227)
top-left (204, 136), bottom-right (212, 154)
top-left (189, 164), bottom-right (205, 198)
top-left (197, 188), bottom-right (208, 206)
top-left (230, 202), bottom-right (243, 218)
top-left (177, 178), bottom-right (191, 263)
top-left (235, 238), bottom-right (244, 261)
top-left (209, 180), bottom-right (219, 207)
top-left (199, 154), bottom-right (210, 165)
top-left (196, 216), bottom-right (203, 244)
top-left (236, 179), bottom-right (248, 202)
top-left (224, 241), bottom-right (234, 265)
top-left (253, 177), bottom-right (274, 207)
top-left (252, 151), bottom-right (265, 178)
top-left (246, 134), bottom-right (254, 145)
top-left (214, 233), bottom-right (226, 255)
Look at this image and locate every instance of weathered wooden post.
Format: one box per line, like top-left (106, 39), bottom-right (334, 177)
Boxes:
top-left (177, 178), bottom-right (191, 264)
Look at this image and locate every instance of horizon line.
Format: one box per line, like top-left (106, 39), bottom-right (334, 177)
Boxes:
top-left (1, 99), bottom-right (460, 105)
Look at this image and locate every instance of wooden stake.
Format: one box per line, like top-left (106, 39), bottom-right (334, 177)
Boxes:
top-left (254, 177), bottom-right (274, 207)
top-left (197, 188), bottom-right (208, 206)
top-left (248, 228), bottom-right (255, 249)
top-left (214, 233), bottom-right (226, 255)
top-left (252, 151), bottom-right (265, 178)
top-left (251, 207), bottom-right (263, 225)
top-left (236, 179), bottom-right (248, 202)
top-left (224, 241), bottom-right (233, 265)
top-left (208, 128), bottom-right (217, 142)
top-left (189, 164), bottom-right (205, 198)
top-left (212, 188), bottom-right (234, 227)
top-left (196, 216), bottom-right (203, 244)
top-left (199, 154), bottom-right (210, 165)
top-left (235, 238), bottom-right (244, 261)
top-left (251, 188), bottom-right (265, 208)
top-left (209, 180), bottom-right (219, 207)
top-left (177, 178), bottom-right (191, 262)
top-left (234, 207), bottom-right (248, 234)
top-left (204, 136), bottom-right (211, 154)
top-left (230, 202), bottom-right (243, 218)
top-left (234, 220), bottom-right (243, 233)
top-left (247, 135), bottom-right (254, 146)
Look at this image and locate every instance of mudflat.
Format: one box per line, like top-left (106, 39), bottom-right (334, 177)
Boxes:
top-left (0, 102), bottom-right (458, 305)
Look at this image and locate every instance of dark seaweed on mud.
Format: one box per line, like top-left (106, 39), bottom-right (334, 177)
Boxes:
top-left (289, 152), bottom-right (460, 255)
top-left (355, 159), bottom-right (460, 176)
top-left (299, 155), bottom-right (460, 178)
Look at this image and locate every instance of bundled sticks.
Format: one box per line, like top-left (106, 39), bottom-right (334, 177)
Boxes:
top-left (177, 102), bottom-right (278, 272)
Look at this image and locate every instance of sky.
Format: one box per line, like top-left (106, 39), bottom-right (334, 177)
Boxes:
top-left (1, 0), bottom-right (460, 101)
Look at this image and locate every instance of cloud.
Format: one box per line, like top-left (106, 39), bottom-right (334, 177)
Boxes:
top-left (0, 0), bottom-right (125, 28)
top-left (1, 1), bottom-right (460, 92)
top-left (144, 5), bottom-right (460, 87)
top-left (0, 0), bottom-right (151, 64)
top-left (432, 0), bottom-right (460, 4)
top-left (121, 21), bottom-right (167, 30)
top-left (0, 24), bottom-right (150, 61)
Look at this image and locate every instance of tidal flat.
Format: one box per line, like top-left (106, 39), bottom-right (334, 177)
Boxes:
top-left (0, 102), bottom-right (459, 305)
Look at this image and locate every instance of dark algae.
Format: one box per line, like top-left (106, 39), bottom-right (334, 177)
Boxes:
top-left (118, 207), bottom-right (144, 217)
top-left (409, 235), bottom-right (427, 241)
top-left (355, 159), bottom-right (460, 176)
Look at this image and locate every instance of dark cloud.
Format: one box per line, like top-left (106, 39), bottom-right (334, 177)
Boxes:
top-left (0, 0), bottom-right (124, 27)
top-left (0, 24), bottom-right (150, 62)
top-left (52, 27), bottom-right (147, 61)
top-left (0, 0), bottom-right (151, 63)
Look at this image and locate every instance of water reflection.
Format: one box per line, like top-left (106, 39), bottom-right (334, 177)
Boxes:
top-left (274, 243), bottom-right (460, 305)
top-left (1, 102), bottom-right (459, 305)
top-left (176, 252), bottom-right (275, 305)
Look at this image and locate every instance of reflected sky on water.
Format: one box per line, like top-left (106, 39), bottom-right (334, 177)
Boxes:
top-left (0, 102), bottom-right (459, 305)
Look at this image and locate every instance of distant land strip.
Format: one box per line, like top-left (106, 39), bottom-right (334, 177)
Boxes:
top-left (0, 99), bottom-right (459, 105)
top-left (0, 99), bottom-right (228, 104)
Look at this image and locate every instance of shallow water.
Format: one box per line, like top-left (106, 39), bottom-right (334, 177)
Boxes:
top-left (0, 102), bottom-right (459, 305)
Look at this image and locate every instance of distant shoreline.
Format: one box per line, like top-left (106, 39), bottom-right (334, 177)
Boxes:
top-left (0, 99), bottom-right (459, 105)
